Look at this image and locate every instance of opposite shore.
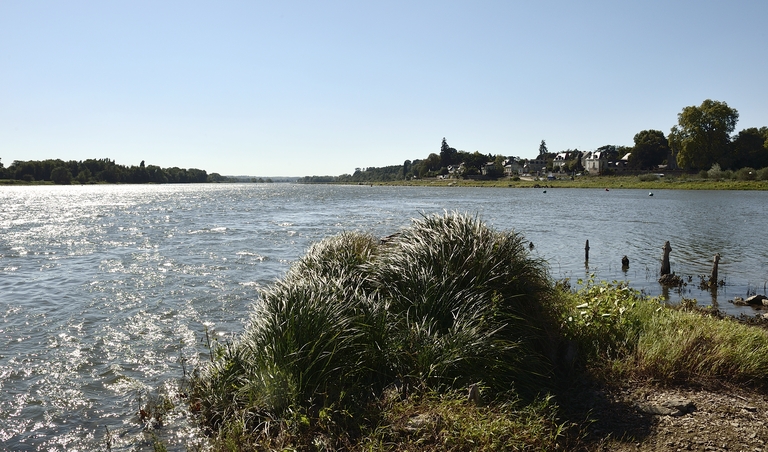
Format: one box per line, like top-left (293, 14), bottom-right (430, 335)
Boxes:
top-left (363, 174), bottom-right (768, 190)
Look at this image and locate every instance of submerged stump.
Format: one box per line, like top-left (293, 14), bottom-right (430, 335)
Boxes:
top-left (660, 241), bottom-right (672, 276)
top-left (709, 253), bottom-right (721, 286)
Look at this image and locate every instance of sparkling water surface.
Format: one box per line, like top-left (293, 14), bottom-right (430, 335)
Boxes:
top-left (1, 183), bottom-right (767, 450)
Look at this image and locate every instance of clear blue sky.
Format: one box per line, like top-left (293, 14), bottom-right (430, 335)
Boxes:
top-left (2, 1), bottom-right (767, 177)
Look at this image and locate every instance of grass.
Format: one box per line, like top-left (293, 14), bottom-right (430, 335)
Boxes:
top-left (191, 212), bottom-right (768, 450)
top-left (556, 277), bottom-right (768, 386)
top-left (370, 174), bottom-right (768, 190)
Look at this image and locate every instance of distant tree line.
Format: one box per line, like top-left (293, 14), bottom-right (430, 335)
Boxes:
top-left (299, 99), bottom-right (768, 183)
top-left (0, 158), bottom-right (242, 184)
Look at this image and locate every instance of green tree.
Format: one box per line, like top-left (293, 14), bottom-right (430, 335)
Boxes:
top-left (669, 99), bottom-right (739, 171)
top-left (75, 168), bottom-right (92, 184)
top-left (538, 140), bottom-right (548, 156)
top-left (50, 166), bottom-right (73, 184)
top-left (630, 130), bottom-right (670, 170)
top-left (722, 127), bottom-right (768, 170)
top-left (440, 138), bottom-right (459, 168)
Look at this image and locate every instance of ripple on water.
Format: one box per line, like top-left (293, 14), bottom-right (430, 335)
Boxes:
top-left (1, 185), bottom-right (767, 449)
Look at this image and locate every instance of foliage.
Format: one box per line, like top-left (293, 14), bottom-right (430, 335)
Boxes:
top-left (724, 127), bottom-right (768, 170)
top-left (637, 173), bottom-right (660, 182)
top-left (557, 279), bottom-right (768, 386)
top-left (631, 129), bottom-right (670, 170)
top-left (4, 158), bottom-right (210, 184)
top-left (633, 308), bottom-right (768, 384)
top-left (539, 140), bottom-right (548, 156)
top-left (439, 138), bottom-right (460, 168)
top-left (359, 390), bottom-right (569, 451)
top-left (669, 99), bottom-right (739, 171)
top-left (557, 278), bottom-right (658, 363)
top-left (192, 212), bottom-right (556, 448)
top-left (50, 166), bottom-right (73, 184)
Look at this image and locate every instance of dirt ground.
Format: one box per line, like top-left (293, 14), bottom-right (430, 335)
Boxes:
top-left (564, 381), bottom-right (768, 452)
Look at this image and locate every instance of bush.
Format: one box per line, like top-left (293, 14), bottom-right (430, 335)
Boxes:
top-left (638, 173), bottom-right (659, 182)
top-left (707, 163), bottom-right (724, 180)
top-left (192, 212), bottom-right (556, 446)
top-left (758, 167), bottom-right (768, 181)
top-left (736, 167), bottom-right (758, 180)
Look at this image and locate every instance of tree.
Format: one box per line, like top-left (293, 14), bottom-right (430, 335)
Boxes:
top-left (50, 166), bottom-right (73, 184)
top-left (440, 138), bottom-right (459, 168)
top-left (722, 127), bottom-right (768, 170)
top-left (630, 130), bottom-right (670, 170)
top-left (538, 140), bottom-right (548, 156)
top-left (669, 99), bottom-right (738, 171)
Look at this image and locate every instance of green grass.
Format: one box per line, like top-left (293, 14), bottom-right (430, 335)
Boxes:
top-left (556, 277), bottom-right (768, 386)
top-left (191, 213), bottom-right (768, 450)
top-left (372, 174), bottom-right (768, 190)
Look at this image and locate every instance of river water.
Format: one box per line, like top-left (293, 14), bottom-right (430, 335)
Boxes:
top-left (1, 183), bottom-right (767, 450)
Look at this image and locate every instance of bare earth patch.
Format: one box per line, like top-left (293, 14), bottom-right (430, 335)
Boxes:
top-left (574, 383), bottom-right (768, 451)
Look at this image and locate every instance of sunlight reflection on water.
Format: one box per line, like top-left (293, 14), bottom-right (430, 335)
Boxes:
top-left (0, 184), bottom-right (766, 449)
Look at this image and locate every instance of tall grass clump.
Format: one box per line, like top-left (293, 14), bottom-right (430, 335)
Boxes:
top-left (370, 212), bottom-right (555, 395)
top-left (633, 308), bottom-right (768, 384)
top-left (191, 212), bottom-right (558, 448)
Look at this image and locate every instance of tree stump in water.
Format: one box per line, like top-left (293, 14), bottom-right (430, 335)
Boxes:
top-left (585, 240), bottom-right (590, 262)
top-left (660, 241), bottom-right (672, 276)
top-left (709, 253), bottom-right (721, 286)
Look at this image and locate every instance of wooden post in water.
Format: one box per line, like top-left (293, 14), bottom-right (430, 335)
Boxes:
top-left (621, 255), bottom-right (630, 269)
top-left (660, 241), bottom-right (672, 276)
top-left (709, 253), bottom-right (721, 285)
top-left (585, 240), bottom-right (590, 262)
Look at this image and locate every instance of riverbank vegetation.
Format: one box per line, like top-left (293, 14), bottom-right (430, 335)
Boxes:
top-left (299, 99), bottom-right (768, 187)
top-left (370, 171), bottom-right (768, 190)
top-left (0, 157), bottom-right (247, 185)
top-left (190, 212), bottom-right (768, 450)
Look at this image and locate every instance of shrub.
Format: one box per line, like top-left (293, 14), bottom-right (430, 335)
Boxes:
top-left (637, 173), bottom-right (659, 182)
top-left (759, 167), bottom-right (768, 181)
top-left (707, 163), bottom-right (724, 180)
top-left (735, 167), bottom-right (758, 180)
top-left (557, 278), bottom-right (659, 363)
top-left (370, 212), bottom-right (554, 395)
top-left (192, 212), bottom-right (556, 446)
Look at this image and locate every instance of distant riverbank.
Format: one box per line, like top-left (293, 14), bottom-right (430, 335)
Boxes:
top-left (369, 174), bottom-right (768, 190)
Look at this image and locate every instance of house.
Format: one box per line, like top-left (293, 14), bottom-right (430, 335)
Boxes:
top-left (582, 151), bottom-right (607, 174)
top-left (552, 151), bottom-right (582, 172)
top-left (503, 158), bottom-right (521, 176)
top-left (447, 163), bottom-right (465, 175)
top-left (481, 162), bottom-right (497, 176)
top-left (582, 148), bottom-right (619, 175)
top-left (521, 157), bottom-right (547, 175)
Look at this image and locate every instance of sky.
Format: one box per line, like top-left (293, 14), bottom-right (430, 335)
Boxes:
top-left (2, 1), bottom-right (767, 177)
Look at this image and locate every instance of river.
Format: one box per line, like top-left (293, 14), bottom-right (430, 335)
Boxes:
top-left (1, 183), bottom-right (767, 450)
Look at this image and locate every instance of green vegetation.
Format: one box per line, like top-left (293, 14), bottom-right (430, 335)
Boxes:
top-left (0, 157), bottom-right (234, 185)
top-left (190, 213), bottom-right (768, 450)
top-left (299, 99), bottom-right (768, 184)
top-left (372, 173), bottom-right (768, 190)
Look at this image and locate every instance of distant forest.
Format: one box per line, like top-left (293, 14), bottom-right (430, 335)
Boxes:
top-left (0, 158), bottom-right (277, 184)
top-left (300, 99), bottom-right (768, 183)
